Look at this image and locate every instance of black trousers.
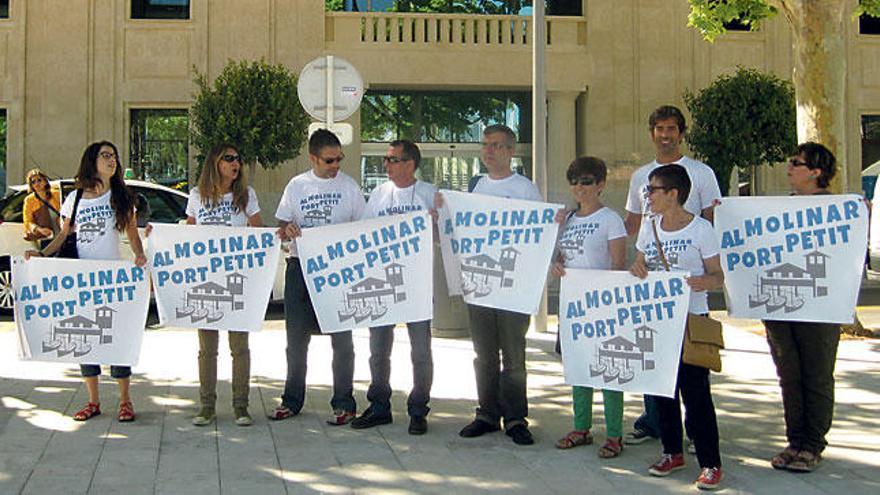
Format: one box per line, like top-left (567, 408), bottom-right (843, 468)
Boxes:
top-left (657, 362), bottom-right (721, 468)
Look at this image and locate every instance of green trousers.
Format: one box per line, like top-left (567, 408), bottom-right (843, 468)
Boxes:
top-left (572, 386), bottom-right (624, 437)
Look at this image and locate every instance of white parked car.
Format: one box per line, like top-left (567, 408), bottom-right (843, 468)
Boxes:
top-left (0, 179), bottom-right (285, 315)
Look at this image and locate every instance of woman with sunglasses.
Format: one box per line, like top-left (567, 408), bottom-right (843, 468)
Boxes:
top-left (185, 144), bottom-right (262, 427)
top-left (765, 143), bottom-right (840, 473)
top-left (552, 157), bottom-right (627, 458)
top-left (26, 141), bottom-right (147, 423)
top-left (629, 164), bottom-right (725, 490)
top-left (22, 168), bottom-right (61, 249)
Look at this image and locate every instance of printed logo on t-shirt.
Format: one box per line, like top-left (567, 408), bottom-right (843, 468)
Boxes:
top-left (76, 204), bottom-right (114, 244)
top-left (558, 222), bottom-right (600, 261)
top-left (300, 193), bottom-right (341, 227)
top-left (644, 239), bottom-right (692, 271)
top-left (378, 203), bottom-right (424, 217)
top-left (197, 201), bottom-right (238, 226)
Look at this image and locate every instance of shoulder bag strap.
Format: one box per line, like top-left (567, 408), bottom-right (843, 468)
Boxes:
top-left (68, 189), bottom-right (84, 227)
top-left (650, 217), bottom-right (671, 272)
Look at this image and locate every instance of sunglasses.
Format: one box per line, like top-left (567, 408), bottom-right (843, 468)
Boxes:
top-left (646, 185), bottom-right (672, 194)
top-left (382, 156), bottom-right (409, 164)
top-left (319, 155), bottom-right (344, 165)
top-left (99, 151), bottom-right (117, 160)
top-left (788, 158), bottom-right (809, 167)
top-left (222, 154), bottom-right (242, 163)
top-left (29, 176), bottom-right (47, 185)
top-left (569, 177), bottom-right (598, 186)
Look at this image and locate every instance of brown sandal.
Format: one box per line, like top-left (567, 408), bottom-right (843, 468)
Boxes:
top-left (73, 402), bottom-right (101, 421)
top-left (787, 450), bottom-right (821, 472)
top-left (598, 437), bottom-right (623, 459)
top-left (555, 430), bottom-right (593, 449)
top-left (771, 446), bottom-right (799, 470)
top-left (117, 401), bottom-right (135, 422)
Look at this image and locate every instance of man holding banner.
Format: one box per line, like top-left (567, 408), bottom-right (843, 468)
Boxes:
top-left (454, 124), bottom-right (542, 446)
top-left (349, 140), bottom-right (436, 435)
top-left (623, 105), bottom-right (722, 448)
top-left (269, 129), bottom-right (366, 425)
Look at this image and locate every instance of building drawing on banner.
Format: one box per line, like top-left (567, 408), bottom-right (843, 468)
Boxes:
top-left (749, 250), bottom-right (829, 313)
top-left (338, 263), bottom-right (407, 323)
top-left (459, 247), bottom-right (519, 297)
top-left (303, 205), bottom-right (333, 226)
top-left (176, 272), bottom-right (247, 324)
top-left (589, 325), bottom-right (656, 385)
top-left (559, 234), bottom-right (585, 261)
top-left (42, 306), bottom-right (117, 357)
top-left (77, 218), bottom-right (108, 243)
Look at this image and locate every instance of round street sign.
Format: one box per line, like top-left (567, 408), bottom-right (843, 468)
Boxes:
top-left (297, 56), bottom-right (364, 123)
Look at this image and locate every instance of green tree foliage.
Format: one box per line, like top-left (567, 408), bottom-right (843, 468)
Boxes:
top-left (683, 67), bottom-right (796, 195)
top-left (392, 1), bottom-right (528, 14)
top-left (190, 60), bottom-right (309, 174)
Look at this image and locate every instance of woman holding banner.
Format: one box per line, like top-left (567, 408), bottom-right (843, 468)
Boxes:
top-left (551, 157), bottom-right (627, 458)
top-left (630, 164), bottom-right (725, 490)
top-left (26, 141), bottom-right (147, 422)
top-left (765, 142), bottom-right (840, 473)
top-left (185, 144), bottom-right (262, 427)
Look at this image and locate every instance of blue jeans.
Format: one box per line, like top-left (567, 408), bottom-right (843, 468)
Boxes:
top-left (281, 259), bottom-right (355, 413)
top-left (467, 304), bottom-right (530, 429)
top-left (634, 395), bottom-right (661, 438)
top-left (80, 365), bottom-right (131, 379)
top-left (365, 320), bottom-right (433, 418)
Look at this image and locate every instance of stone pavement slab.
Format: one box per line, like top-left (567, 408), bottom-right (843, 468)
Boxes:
top-left (0, 311), bottom-right (877, 494)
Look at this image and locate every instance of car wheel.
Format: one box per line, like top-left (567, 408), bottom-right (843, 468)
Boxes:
top-left (0, 256), bottom-right (13, 316)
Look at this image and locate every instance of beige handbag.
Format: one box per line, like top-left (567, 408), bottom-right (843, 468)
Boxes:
top-left (651, 219), bottom-right (724, 372)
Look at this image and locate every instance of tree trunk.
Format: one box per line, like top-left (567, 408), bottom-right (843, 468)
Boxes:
top-left (782, 0), bottom-right (848, 192)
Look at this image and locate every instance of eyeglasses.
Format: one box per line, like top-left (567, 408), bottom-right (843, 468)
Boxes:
top-left (222, 154), bottom-right (242, 164)
top-left (481, 142), bottom-right (511, 151)
top-left (319, 155), bottom-right (344, 165)
top-left (789, 158), bottom-right (809, 167)
top-left (646, 185), bottom-right (672, 194)
top-left (569, 177), bottom-right (598, 186)
top-left (382, 156), bottom-right (409, 164)
top-left (99, 151), bottom-right (117, 160)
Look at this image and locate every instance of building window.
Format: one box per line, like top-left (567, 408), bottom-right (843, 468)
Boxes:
top-left (723, 18), bottom-right (752, 31)
top-left (0, 109), bottom-right (6, 194)
top-left (0, 1), bottom-right (9, 19)
top-left (860, 15), bottom-right (880, 35)
top-left (359, 90), bottom-right (532, 195)
top-left (129, 109), bottom-right (189, 187)
top-left (862, 115), bottom-right (880, 198)
top-left (131, 0), bottom-right (190, 20)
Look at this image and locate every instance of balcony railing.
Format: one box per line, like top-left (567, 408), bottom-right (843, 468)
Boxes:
top-left (326, 12), bottom-right (586, 50)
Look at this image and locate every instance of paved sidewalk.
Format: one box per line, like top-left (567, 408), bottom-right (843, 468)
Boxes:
top-left (0, 312), bottom-right (877, 494)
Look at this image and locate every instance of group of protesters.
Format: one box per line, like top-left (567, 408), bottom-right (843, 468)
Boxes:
top-left (18, 103), bottom-right (843, 491)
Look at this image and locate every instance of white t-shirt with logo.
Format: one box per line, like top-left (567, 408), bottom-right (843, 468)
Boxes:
top-left (558, 207), bottom-right (626, 270)
top-left (363, 180), bottom-right (437, 219)
top-left (275, 170), bottom-right (366, 257)
top-left (473, 173), bottom-right (542, 201)
top-left (635, 215), bottom-right (719, 314)
top-left (625, 156), bottom-right (722, 217)
top-left (186, 186), bottom-right (260, 226)
top-left (61, 190), bottom-right (121, 260)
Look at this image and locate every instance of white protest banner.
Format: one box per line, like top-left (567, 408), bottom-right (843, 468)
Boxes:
top-left (438, 190), bottom-right (562, 314)
top-left (715, 195), bottom-right (868, 323)
top-left (436, 204), bottom-right (462, 296)
top-left (13, 257), bottom-right (150, 365)
top-left (296, 211), bottom-right (433, 333)
top-left (559, 269), bottom-right (690, 398)
top-left (147, 224), bottom-right (282, 332)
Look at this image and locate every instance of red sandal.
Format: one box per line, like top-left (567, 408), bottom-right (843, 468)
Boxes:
top-left (117, 401), bottom-right (135, 422)
top-left (73, 402), bottom-right (101, 421)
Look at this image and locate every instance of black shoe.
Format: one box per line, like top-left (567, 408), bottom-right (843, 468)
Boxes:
top-left (506, 424), bottom-right (534, 445)
top-left (408, 416), bottom-right (428, 435)
top-left (350, 410), bottom-right (392, 429)
top-left (459, 419), bottom-right (500, 438)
